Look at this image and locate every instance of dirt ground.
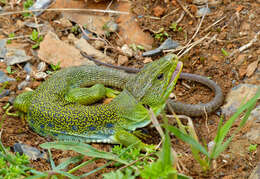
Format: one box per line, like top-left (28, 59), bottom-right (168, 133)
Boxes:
top-left (0, 0), bottom-right (259, 178)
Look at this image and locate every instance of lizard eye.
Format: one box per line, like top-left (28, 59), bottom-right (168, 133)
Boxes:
top-left (157, 73), bottom-right (164, 80)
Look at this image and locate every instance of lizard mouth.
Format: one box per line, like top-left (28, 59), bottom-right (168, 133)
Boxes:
top-left (169, 61), bottom-right (183, 87)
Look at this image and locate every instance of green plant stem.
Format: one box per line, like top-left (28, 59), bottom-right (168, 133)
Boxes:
top-left (68, 158), bottom-right (97, 174)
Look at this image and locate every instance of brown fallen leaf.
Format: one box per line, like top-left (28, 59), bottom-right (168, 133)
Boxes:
top-left (246, 60), bottom-right (259, 77)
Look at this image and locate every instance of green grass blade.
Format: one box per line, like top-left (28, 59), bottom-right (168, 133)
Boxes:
top-left (55, 155), bottom-right (83, 170)
top-left (40, 141), bottom-right (129, 165)
top-left (167, 125), bottom-right (209, 157)
top-left (216, 88), bottom-right (260, 144)
top-left (52, 170), bottom-right (80, 179)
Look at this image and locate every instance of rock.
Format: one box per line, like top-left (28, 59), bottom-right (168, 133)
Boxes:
top-left (75, 38), bottom-right (114, 64)
top-left (153, 6), bottom-right (165, 17)
top-left (0, 71), bottom-right (15, 83)
top-left (24, 62), bottom-right (32, 74)
top-left (67, 33), bottom-right (77, 43)
top-left (13, 143), bottom-right (47, 160)
top-left (38, 31), bottom-right (95, 68)
top-left (18, 81), bottom-right (30, 90)
top-left (143, 38), bottom-right (179, 57)
top-left (37, 62), bottom-right (47, 72)
top-left (29, 0), bottom-right (54, 16)
top-left (244, 105), bottom-right (260, 144)
top-left (196, 7), bottom-right (211, 17)
top-left (121, 44), bottom-right (133, 57)
top-left (246, 60), bottom-right (259, 77)
top-left (34, 72), bottom-right (48, 80)
top-left (221, 84), bottom-right (260, 116)
top-left (5, 48), bottom-right (32, 66)
top-left (117, 55), bottom-right (128, 65)
top-left (0, 40), bottom-right (7, 58)
top-left (105, 21), bottom-right (118, 32)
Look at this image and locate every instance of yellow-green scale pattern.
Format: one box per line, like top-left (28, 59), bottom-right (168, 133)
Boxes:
top-left (27, 65), bottom-right (135, 143)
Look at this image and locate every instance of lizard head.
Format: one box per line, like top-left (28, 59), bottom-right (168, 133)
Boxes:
top-left (125, 54), bottom-right (183, 115)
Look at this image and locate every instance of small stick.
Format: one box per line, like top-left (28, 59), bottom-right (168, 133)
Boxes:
top-left (201, 15), bottom-right (226, 33)
top-left (176, 0), bottom-right (194, 19)
top-left (229, 31), bottom-right (260, 57)
top-left (0, 8), bottom-right (129, 16)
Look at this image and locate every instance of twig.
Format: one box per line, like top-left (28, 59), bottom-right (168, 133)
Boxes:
top-left (178, 32), bottom-right (210, 58)
top-left (176, 11), bottom-right (185, 24)
top-left (0, 8), bottom-right (129, 16)
top-left (161, 8), bottom-right (180, 19)
top-left (177, 3), bottom-right (207, 57)
top-left (1, 32), bottom-right (46, 40)
top-left (229, 31), bottom-right (260, 57)
top-left (201, 15), bottom-right (226, 33)
top-left (176, 0), bottom-right (194, 19)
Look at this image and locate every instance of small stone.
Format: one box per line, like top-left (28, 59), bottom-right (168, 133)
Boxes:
top-left (13, 143), bottom-right (47, 160)
top-left (212, 54), bottom-right (221, 62)
top-left (24, 62), bottom-right (32, 74)
top-left (117, 55), bottom-right (128, 65)
top-left (192, 0), bottom-right (208, 5)
top-left (121, 44), bottom-right (133, 57)
top-left (246, 60), bottom-right (259, 77)
top-left (105, 21), bottom-right (118, 32)
top-left (18, 81), bottom-right (30, 90)
top-left (59, 17), bottom-right (72, 28)
top-left (196, 7), bottom-right (211, 17)
top-left (5, 48), bottom-right (32, 65)
top-left (93, 40), bottom-right (105, 50)
top-left (221, 84), bottom-right (260, 116)
top-left (37, 62), bottom-right (47, 72)
top-left (153, 6), bottom-right (165, 17)
top-left (144, 57), bottom-right (153, 63)
top-left (34, 72), bottom-right (48, 80)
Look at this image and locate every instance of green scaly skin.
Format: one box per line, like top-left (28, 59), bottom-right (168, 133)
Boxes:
top-left (14, 54), bottom-right (183, 148)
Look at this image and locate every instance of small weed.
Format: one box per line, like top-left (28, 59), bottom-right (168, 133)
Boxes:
top-left (248, 144), bottom-right (257, 152)
top-left (30, 29), bottom-right (43, 49)
top-left (71, 25), bottom-right (79, 34)
top-left (154, 31), bottom-right (169, 42)
top-left (7, 33), bottom-right (15, 44)
top-left (23, 0), bottom-right (34, 17)
top-left (50, 61), bottom-right (61, 71)
top-left (0, 138), bottom-right (31, 178)
top-left (6, 66), bottom-right (15, 74)
top-left (221, 48), bottom-right (229, 56)
top-left (170, 23), bottom-right (183, 32)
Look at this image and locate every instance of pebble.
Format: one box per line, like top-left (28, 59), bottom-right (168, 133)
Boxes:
top-left (196, 7), bottom-right (211, 17)
top-left (121, 44), bottom-right (134, 57)
top-left (105, 21), bottom-right (118, 32)
top-left (13, 143), bottom-right (47, 160)
top-left (221, 84), bottom-right (260, 116)
top-left (24, 62), bottom-right (32, 74)
top-left (18, 81), bottom-right (30, 90)
top-left (59, 17), bottom-right (72, 28)
top-left (0, 39), bottom-right (7, 58)
top-left (37, 62), bottom-right (47, 72)
top-left (117, 55), bottom-right (128, 65)
top-left (0, 70), bottom-right (15, 83)
top-left (143, 57), bottom-right (153, 63)
top-left (34, 72), bottom-right (48, 80)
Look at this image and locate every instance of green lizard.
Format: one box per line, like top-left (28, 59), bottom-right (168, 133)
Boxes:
top-left (14, 54), bottom-right (182, 148)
